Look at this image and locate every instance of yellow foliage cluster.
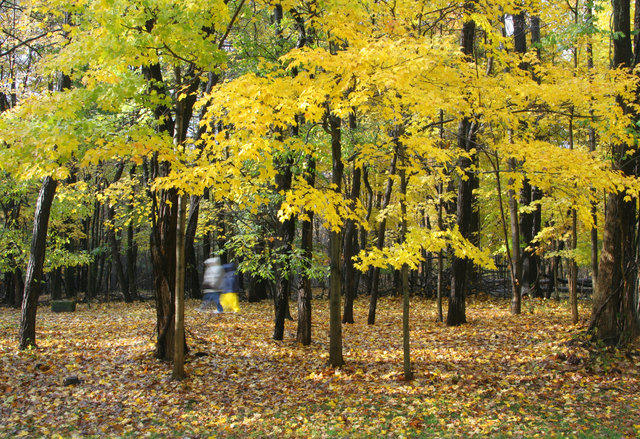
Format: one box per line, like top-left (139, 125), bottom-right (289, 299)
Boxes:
top-left (0, 0), bottom-right (637, 271)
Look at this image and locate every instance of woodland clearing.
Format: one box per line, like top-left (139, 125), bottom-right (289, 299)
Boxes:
top-left (1, 296), bottom-right (639, 438)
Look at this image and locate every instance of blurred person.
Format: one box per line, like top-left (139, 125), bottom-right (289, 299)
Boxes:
top-left (200, 257), bottom-right (224, 312)
top-left (220, 262), bottom-right (240, 312)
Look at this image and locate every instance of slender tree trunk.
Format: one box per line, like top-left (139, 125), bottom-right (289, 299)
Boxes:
top-left (107, 217), bottom-right (131, 302)
top-left (19, 176), bottom-right (57, 349)
top-left (568, 110), bottom-right (579, 324)
top-left (51, 268), bottom-right (62, 300)
top-left (398, 142), bottom-right (412, 380)
top-left (273, 147), bottom-right (295, 340)
top-left (507, 157), bottom-right (522, 315)
top-left (271, 4), bottom-right (296, 341)
top-left (173, 194), bottom-right (187, 380)
top-left (87, 196), bottom-right (101, 300)
top-left (519, 181), bottom-right (538, 297)
top-left (586, 4), bottom-right (599, 297)
top-left (507, 10), bottom-right (528, 314)
top-left (126, 166), bottom-right (138, 300)
top-left (202, 189), bottom-right (211, 261)
top-left (6, 268), bottom-right (23, 308)
top-left (342, 163), bottom-right (361, 323)
top-left (526, 15), bottom-right (544, 299)
top-left (448, 117), bottom-right (476, 326)
top-left (185, 195), bottom-right (201, 299)
top-left (436, 184), bottom-right (444, 322)
top-left (126, 221), bottom-right (138, 299)
top-left (436, 111), bottom-right (445, 322)
top-left (106, 162), bottom-right (132, 303)
top-left (447, 7), bottom-right (476, 326)
top-left (361, 167), bottom-right (374, 297)
top-left (297, 154), bottom-right (315, 345)
top-left (368, 150), bottom-right (397, 325)
top-left (328, 112), bottom-right (344, 367)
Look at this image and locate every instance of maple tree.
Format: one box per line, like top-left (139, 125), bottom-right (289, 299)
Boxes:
top-left (589, 0), bottom-right (639, 345)
top-left (0, 0), bottom-right (639, 388)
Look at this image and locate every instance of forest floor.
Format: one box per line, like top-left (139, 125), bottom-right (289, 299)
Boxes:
top-left (1, 295), bottom-right (639, 438)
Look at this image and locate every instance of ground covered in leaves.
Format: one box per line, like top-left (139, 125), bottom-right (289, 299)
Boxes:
top-left (1, 296), bottom-right (639, 438)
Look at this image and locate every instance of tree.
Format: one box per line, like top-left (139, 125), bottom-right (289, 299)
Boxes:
top-left (590, 0), bottom-right (640, 345)
top-left (447, 4), bottom-right (477, 326)
top-left (19, 176), bottom-right (57, 349)
top-left (173, 193), bottom-right (187, 379)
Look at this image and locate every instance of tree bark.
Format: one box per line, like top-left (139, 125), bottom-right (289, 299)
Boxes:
top-left (586, 4), bottom-right (599, 298)
top-left (126, 221), bottom-right (138, 299)
top-left (342, 163), bottom-right (361, 323)
top-left (126, 166), bottom-right (139, 300)
top-left (436, 183), bottom-right (444, 322)
top-left (507, 157), bottom-right (522, 315)
top-left (297, 153), bottom-right (316, 345)
top-left (568, 111), bottom-right (579, 324)
top-left (173, 194), bottom-right (187, 380)
top-left (273, 152), bottom-right (295, 341)
top-left (142, 56), bottom-right (198, 360)
top-left (590, 0), bottom-right (640, 345)
top-left (447, 117), bottom-right (476, 325)
top-left (399, 142), bottom-right (413, 380)
top-left (51, 268), bottom-right (62, 300)
top-left (19, 176), bottom-right (57, 349)
top-left (368, 150), bottom-right (397, 325)
top-left (328, 112), bottom-right (344, 367)
top-left (185, 195), bottom-right (201, 299)
top-left (447, 6), bottom-right (476, 326)
top-left (106, 162), bottom-right (132, 303)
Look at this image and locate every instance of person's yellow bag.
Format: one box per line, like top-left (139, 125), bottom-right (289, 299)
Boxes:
top-left (220, 292), bottom-right (240, 312)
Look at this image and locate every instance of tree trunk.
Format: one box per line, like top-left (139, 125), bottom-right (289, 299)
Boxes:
top-left (273, 150), bottom-right (295, 341)
top-left (106, 162), bottom-right (132, 303)
top-left (590, 0), bottom-right (640, 345)
top-left (368, 150), bottom-right (397, 325)
top-left (19, 176), bottom-right (57, 349)
top-left (447, 117), bottom-right (476, 326)
top-left (507, 157), bottom-right (522, 315)
top-left (126, 166), bottom-right (139, 300)
top-left (202, 190), bottom-right (211, 261)
top-left (447, 8), bottom-right (476, 326)
top-left (173, 194), bottom-right (187, 380)
top-left (436, 112), bottom-right (445, 322)
top-left (342, 163), bottom-right (361, 324)
top-left (328, 112), bottom-right (344, 367)
top-left (528, 14), bottom-right (544, 299)
top-left (568, 111), bottom-right (579, 324)
top-left (519, 180), bottom-right (540, 297)
top-left (126, 221), bottom-right (138, 299)
top-left (361, 167), bottom-right (374, 298)
top-left (51, 268), bottom-right (62, 300)
top-left (107, 214), bottom-right (131, 302)
top-left (399, 142), bottom-right (413, 380)
top-left (185, 195), bottom-right (201, 299)
top-left (436, 190), bottom-right (444, 322)
top-left (142, 56), bottom-right (199, 360)
top-left (5, 268), bottom-right (23, 308)
top-left (297, 154), bottom-right (316, 345)
top-left (586, 4), bottom-right (599, 298)
top-left (86, 197), bottom-right (101, 300)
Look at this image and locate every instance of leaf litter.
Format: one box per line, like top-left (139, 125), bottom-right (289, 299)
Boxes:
top-left (0, 296), bottom-right (638, 438)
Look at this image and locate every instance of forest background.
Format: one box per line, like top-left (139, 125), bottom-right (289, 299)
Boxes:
top-left (0, 0), bottom-right (640, 436)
